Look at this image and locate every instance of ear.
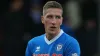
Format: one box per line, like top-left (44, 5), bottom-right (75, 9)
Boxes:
top-left (41, 16), bottom-right (44, 24)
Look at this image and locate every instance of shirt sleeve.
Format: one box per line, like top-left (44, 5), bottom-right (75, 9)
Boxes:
top-left (64, 38), bottom-right (81, 56)
top-left (25, 42), bottom-right (32, 56)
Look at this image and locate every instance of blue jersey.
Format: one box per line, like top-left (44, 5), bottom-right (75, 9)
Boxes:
top-left (25, 30), bottom-right (80, 56)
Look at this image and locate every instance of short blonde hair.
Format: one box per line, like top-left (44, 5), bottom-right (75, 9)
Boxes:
top-left (43, 1), bottom-right (63, 15)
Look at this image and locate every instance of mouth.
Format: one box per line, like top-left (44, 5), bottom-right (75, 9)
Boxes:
top-left (50, 26), bottom-right (57, 30)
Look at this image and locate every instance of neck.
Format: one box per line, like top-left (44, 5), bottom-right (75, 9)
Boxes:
top-left (46, 34), bottom-right (55, 41)
top-left (46, 29), bottom-right (60, 41)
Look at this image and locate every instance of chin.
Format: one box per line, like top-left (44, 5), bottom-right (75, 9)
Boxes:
top-left (49, 31), bottom-right (57, 35)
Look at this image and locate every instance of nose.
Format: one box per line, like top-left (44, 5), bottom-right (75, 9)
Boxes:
top-left (51, 18), bottom-right (56, 25)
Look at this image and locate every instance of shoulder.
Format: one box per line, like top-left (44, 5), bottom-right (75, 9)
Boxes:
top-left (63, 33), bottom-right (80, 55)
top-left (62, 33), bottom-right (79, 46)
top-left (61, 33), bottom-right (73, 41)
top-left (27, 34), bottom-right (45, 45)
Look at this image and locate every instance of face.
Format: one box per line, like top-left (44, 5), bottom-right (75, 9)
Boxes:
top-left (41, 8), bottom-right (63, 35)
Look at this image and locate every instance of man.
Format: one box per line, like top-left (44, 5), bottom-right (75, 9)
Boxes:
top-left (25, 1), bottom-right (80, 56)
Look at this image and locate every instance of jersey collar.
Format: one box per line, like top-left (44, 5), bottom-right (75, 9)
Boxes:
top-left (44, 29), bottom-right (64, 45)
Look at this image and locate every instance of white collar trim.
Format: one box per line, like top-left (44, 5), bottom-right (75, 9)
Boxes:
top-left (44, 29), bottom-right (64, 45)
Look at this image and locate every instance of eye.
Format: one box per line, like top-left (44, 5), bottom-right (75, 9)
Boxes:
top-left (47, 15), bottom-right (53, 19)
top-left (56, 16), bottom-right (61, 19)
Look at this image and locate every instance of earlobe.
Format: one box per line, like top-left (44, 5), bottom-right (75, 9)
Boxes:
top-left (42, 21), bottom-right (44, 24)
top-left (41, 16), bottom-right (44, 24)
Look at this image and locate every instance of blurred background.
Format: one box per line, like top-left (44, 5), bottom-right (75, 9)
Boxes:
top-left (0, 0), bottom-right (99, 56)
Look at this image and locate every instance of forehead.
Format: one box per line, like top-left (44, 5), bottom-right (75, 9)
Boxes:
top-left (44, 8), bottom-right (62, 16)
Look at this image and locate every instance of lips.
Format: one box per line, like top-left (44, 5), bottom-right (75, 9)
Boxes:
top-left (50, 26), bottom-right (57, 30)
top-left (50, 26), bottom-right (56, 28)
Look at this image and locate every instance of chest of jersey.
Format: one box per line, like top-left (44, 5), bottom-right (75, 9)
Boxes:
top-left (32, 42), bottom-right (64, 56)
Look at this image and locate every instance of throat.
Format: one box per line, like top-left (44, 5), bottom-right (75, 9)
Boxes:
top-left (46, 29), bottom-right (60, 41)
top-left (46, 34), bottom-right (55, 41)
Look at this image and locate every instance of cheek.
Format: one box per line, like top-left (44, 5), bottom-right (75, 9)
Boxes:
top-left (58, 20), bottom-right (62, 25)
top-left (44, 19), bottom-right (50, 27)
top-left (45, 19), bottom-right (51, 24)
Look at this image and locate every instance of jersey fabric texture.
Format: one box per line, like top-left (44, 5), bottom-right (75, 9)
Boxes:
top-left (25, 29), bottom-right (80, 56)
